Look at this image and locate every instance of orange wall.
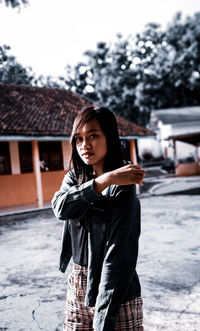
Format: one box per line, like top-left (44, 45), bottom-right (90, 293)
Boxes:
top-left (0, 170), bottom-right (67, 208)
top-left (176, 162), bottom-right (200, 176)
top-left (0, 173), bottom-right (37, 208)
top-left (42, 170), bottom-right (66, 201)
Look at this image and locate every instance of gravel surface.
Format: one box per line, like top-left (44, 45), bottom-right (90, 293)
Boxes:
top-left (0, 194), bottom-right (200, 331)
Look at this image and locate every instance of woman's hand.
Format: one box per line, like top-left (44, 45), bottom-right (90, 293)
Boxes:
top-left (108, 164), bottom-right (145, 186)
top-left (94, 164), bottom-right (145, 194)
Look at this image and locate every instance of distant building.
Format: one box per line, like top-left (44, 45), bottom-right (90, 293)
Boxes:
top-left (138, 107), bottom-right (200, 175)
top-left (0, 83), bottom-right (154, 210)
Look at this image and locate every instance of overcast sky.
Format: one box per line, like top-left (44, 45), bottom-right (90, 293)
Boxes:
top-left (0, 0), bottom-right (200, 77)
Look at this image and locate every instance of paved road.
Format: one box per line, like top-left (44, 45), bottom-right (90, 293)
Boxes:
top-left (0, 194), bottom-right (200, 330)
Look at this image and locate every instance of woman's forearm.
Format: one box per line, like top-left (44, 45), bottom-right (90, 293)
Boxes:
top-left (94, 172), bottom-right (112, 194)
top-left (94, 164), bottom-right (145, 194)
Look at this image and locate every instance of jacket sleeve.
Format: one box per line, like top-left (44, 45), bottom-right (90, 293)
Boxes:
top-left (93, 184), bottom-right (141, 331)
top-left (51, 171), bottom-right (101, 221)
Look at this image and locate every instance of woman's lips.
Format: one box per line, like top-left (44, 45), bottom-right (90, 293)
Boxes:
top-left (82, 152), bottom-right (94, 157)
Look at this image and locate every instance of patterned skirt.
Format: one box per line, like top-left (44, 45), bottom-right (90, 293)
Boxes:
top-left (64, 263), bottom-right (144, 330)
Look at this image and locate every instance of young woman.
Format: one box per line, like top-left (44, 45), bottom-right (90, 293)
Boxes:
top-left (52, 106), bottom-right (145, 331)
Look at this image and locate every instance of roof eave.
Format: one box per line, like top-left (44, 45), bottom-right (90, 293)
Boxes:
top-left (119, 134), bottom-right (156, 139)
top-left (0, 135), bottom-right (71, 141)
top-left (0, 133), bottom-right (156, 141)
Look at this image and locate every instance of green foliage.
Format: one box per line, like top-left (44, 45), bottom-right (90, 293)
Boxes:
top-left (0, 0), bottom-right (28, 9)
top-left (32, 75), bottom-right (67, 89)
top-left (137, 12), bottom-right (200, 111)
top-left (0, 45), bottom-right (33, 84)
top-left (0, 44), bottom-right (10, 64)
top-left (65, 12), bottom-right (200, 126)
top-left (0, 45), bottom-right (66, 87)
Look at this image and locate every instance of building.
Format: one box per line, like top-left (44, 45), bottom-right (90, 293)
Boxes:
top-left (0, 83), bottom-right (154, 210)
top-left (166, 131), bottom-right (200, 176)
top-left (138, 106), bottom-right (200, 175)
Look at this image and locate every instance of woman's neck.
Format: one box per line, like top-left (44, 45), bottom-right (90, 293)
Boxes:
top-left (93, 165), bottom-right (104, 178)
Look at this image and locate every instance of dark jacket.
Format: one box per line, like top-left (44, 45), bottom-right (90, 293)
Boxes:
top-left (52, 170), bottom-right (141, 331)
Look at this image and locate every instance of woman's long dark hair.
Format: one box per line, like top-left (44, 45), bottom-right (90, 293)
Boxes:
top-left (69, 106), bottom-right (128, 183)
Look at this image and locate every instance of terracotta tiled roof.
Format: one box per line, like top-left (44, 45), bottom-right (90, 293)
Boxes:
top-left (115, 114), bottom-right (154, 137)
top-left (0, 83), bottom-right (154, 137)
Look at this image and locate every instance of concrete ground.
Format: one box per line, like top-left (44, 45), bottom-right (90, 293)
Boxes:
top-left (0, 175), bottom-right (200, 330)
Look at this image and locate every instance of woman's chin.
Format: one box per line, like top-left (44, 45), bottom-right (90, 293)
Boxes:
top-left (81, 158), bottom-right (94, 165)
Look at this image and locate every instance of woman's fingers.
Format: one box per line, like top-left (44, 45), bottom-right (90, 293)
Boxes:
top-left (110, 164), bottom-right (146, 186)
top-left (128, 168), bottom-right (145, 185)
top-left (130, 169), bottom-right (145, 178)
top-left (129, 164), bottom-right (141, 170)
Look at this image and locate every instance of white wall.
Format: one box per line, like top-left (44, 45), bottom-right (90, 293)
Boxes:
top-left (138, 136), bottom-right (199, 162)
top-left (138, 138), bottom-right (163, 160)
top-left (174, 141), bottom-right (199, 161)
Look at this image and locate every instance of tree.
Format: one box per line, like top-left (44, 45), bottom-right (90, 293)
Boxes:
top-left (0, 44), bottom-right (34, 84)
top-left (0, 45), bottom-right (66, 87)
top-left (135, 12), bottom-right (200, 111)
top-left (0, 0), bottom-right (32, 84)
top-left (65, 34), bottom-right (158, 125)
top-left (65, 12), bottom-right (200, 126)
top-left (0, 0), bottom-right (28, 9)
top-left (0, 0), bottom-right (67, 88)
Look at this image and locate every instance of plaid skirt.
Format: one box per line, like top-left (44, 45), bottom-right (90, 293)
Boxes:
top-left (64, 263), bottom-right (144, 331)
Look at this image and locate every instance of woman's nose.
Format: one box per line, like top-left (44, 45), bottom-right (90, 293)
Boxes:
top-left (82, 138), bottom-right (91, 149)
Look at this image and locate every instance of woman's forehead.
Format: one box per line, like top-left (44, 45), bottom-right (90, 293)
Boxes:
top-left (75, 118), bottom-right (102, 135)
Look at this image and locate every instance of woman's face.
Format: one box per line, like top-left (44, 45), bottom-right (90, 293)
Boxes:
top-left (75, 118), bottom-right (107, 173)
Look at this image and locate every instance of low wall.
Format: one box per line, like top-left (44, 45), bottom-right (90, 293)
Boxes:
top-left (42, 170), bottom-right (66, 201)
top-left (176, 162), bottom-right (200, 176)
top-left (0, 170), bottom-right (67, 208)
top-left (0, 173), bottom-right (37, 208)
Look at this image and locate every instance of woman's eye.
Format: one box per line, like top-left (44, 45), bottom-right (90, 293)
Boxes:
top-left (90, 134), bottom-right (97, 139)
top-left (75, 137), bottom-right (82, 142)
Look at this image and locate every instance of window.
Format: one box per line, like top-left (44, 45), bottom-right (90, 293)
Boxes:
top-left (0, 142), bottom-right (11, 174)
top-left (39, 141), bottom-right (63, 171)
top-left (19, 142), bottom-right (33, 173)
